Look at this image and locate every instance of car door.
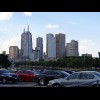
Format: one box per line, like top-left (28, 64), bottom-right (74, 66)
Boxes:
top-left (25, 71), bottom-right (33, 81)
top-left (62, 73), bottom-right (80, 87)
top-left (50, 71), bottom-right (61, 79)
top-left (0, 71), bottom-right (3, 80)
top-left (18, 71), bottom-right (26, 81)
top-left (44, 71), bottom-right (54, 81)
top-left (78, 73), bottom-right (95, 87)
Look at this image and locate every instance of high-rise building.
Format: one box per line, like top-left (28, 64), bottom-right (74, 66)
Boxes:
top-left (33, 49), bottom-right (40, 61)
top-left (56, 33), bottom-right (65, 58)
top-left (82, 53), bottom-right (92, 57)
top-left (66, 40), bottom-right (79, 56)
top-left (19, 49), bottom-right (21, 57)
top-left (98, 52), bottom-right (100, 58)
top-left (46, 33), bottom-right (56, 59)
top-left (36, 37), bottom-right (43, 60)
top-left (2, 51), bottom-right (6, 55)
top-left (9, 46), bottom-right (19, 60)
top-left (21, 25), bottom-right (32, 60)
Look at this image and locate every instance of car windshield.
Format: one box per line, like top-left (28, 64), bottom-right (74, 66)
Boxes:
top-left (61, 71), bottom-right (70, 75)
top-left (66, 72), bottom-right (79, 80)
top-left (94, 72), bottom-right (100, 77)
top-left (32, 71), bottom-right (39, 74)
top-left (35, 70), bottom-right (42, 74)
top-left (2, 70), bottom-right (10, 73)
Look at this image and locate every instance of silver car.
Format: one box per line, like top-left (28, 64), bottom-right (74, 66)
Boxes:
top-left (48, 71), bottom-right (100, 87)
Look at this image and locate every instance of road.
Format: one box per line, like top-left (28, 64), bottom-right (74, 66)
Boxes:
top-left (0, 81), bottom-right (47, 87)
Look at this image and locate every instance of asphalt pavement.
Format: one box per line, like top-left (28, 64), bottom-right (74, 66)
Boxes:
top-left (0, 81), bottom-right (47, 87)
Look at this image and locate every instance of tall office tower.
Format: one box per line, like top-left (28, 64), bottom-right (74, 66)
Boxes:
top-left (36, 37), bottom-right (43, 60)
top-left (56, 33), bottom-right (65, 58)
top-left (98, 52), bottom-right (100, 58)
top-left (21, 25), bottom-right (32, 60)
top-left (66, 40), bottom-right (79, 56)
top-left (46, 33), bottom-right (56, 59)
top-left (9, 46), bottom-right (19, 60)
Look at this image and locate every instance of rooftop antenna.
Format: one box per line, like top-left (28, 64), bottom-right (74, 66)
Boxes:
top-left (23, 27), bottom-right (25, 33)
top-left (27, 24), bottom-right (29, 32)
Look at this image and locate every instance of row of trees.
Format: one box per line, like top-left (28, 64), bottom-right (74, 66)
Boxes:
top-left (1, 54), bottom-right (100, 69)
top-left (14, 56), bottom-right (100, 69)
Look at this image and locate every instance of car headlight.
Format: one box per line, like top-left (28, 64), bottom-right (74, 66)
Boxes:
top-left (49, 81), bottom-right (54, 84)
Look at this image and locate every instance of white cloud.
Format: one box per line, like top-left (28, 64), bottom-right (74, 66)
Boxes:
top-left (0, 12), bottom-right (13, 21)
top-left (0, 36), bottom-right (21, 54)
top-left (23, 12), bottom-right (32, 16)
top-left (46, 24), bottom-right (59, 29)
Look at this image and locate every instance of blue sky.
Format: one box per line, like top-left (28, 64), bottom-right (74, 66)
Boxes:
top-left (0, 12), bottom-right (100, 57)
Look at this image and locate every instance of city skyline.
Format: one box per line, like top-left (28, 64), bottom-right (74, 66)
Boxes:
top-left (0, 12), bottom-right (100, 57)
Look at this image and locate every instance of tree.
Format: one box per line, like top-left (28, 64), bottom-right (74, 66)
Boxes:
top-left (0, 54), bottom-right (11, 69)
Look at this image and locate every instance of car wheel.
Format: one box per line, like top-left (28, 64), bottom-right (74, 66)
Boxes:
top-left (32, 77), bottom-right (35, 82)
top-left (52, 83), bottom-right (61, 87)
top-left (92, 84), bottom-right (100, 87)
top-left (39, 78), bottom-right (45, 85)
top-left (2, 78), bottom-right (7, 84)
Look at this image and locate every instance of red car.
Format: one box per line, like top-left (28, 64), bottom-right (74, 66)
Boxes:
top-left (16, 70), bottom-right (39, 82)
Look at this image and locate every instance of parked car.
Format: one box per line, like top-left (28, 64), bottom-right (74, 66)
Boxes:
top-left (0, 69), bottom-right (18, 84)
top-left (16, 70), bottom-right (39, 82)
top-left (37, 70), bottom-right (70, 86)
top-left (48, 71), bottom-right (100, 87)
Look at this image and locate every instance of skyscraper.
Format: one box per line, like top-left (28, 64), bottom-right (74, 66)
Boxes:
top-left (21, 25), bottom-right (32, 60)
top-left (36, 37), bottom-right (43, 60)
top-left (9, 46), bottom-right (19, 60)
top-left (56, 33), bottom-right (65, 58)
top-left (66, 40), bottom-right (79, 56)
top-left (46, 33), bottom-right (56, 59)
top-left (98, 52), bottom-right (100, 58)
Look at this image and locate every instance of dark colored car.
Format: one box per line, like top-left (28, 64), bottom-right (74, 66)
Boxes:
top-left (37, 70), bottom-right (70, 86)
top-left (0, 69), bottom-right (18, 84)
top-left (16, 70), bottom-right (39, 82)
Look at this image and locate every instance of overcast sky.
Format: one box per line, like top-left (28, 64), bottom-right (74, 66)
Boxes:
top-left (0, 12), bottom-right (100, 57)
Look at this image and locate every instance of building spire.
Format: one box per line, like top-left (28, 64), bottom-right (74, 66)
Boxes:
top-left (27, 25), bottom-right (29, 31)
top-left (23, 27), bottom-right (25, 33)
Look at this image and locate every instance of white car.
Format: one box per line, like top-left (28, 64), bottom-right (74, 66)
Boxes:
top-left (48, 71), bottom-right (100, 87)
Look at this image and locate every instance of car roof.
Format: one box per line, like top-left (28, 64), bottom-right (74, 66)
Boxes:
top-left (0, 68), bottom-right (7, 70)
top-left (74, 71), bottom-right (98, 74)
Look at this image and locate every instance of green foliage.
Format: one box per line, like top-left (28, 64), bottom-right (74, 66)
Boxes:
top-left (0, 54), bottom-right (11, 69)
top-left (14, 56), bottom-right (100, 69)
